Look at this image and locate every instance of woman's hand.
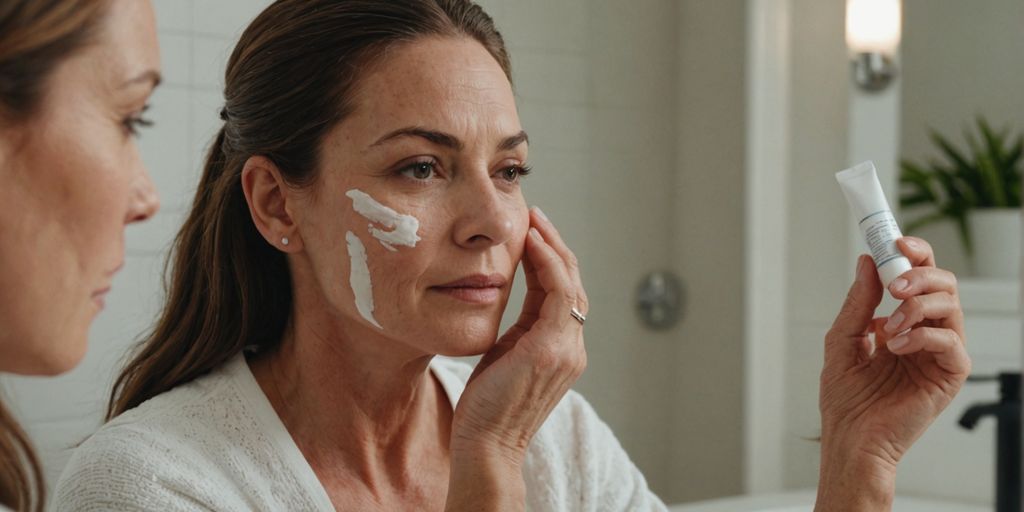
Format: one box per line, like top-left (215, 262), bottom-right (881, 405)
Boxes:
top-left (816, 237), bottom-right (970, 511)
top-left (446, 207), bottom-right (588, 511)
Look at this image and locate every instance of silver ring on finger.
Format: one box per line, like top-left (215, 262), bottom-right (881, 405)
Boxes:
top-left (570, 307), bottom-right (586, 325)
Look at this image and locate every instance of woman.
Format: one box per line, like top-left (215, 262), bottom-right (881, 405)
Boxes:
top-left (0, 0), bottom-right (160, 510)
top-left (54, 0), bottom-right (969, 510)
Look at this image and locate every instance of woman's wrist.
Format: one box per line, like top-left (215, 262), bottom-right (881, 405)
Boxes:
top-left (815, 436), bottom-right (898, 512)
top-left (446, 444), bottom-right (526, 511)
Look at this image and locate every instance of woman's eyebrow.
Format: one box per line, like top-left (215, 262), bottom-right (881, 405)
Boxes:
top-left (371, 127), bottom-right (462, 150)
top-left (498, 130), bottom-right (529, 151)
top-left (369, 127), bottom-right (529, 151)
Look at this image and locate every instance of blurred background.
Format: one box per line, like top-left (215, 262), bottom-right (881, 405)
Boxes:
top-left (3, 0), bottom-right (1021, 509)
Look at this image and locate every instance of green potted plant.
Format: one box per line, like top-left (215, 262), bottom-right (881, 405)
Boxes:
top-left (899, 117), bottom-right (1022, 278)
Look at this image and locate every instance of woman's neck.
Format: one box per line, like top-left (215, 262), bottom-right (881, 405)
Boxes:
top-left (248, 309), bottom-right (453, 490)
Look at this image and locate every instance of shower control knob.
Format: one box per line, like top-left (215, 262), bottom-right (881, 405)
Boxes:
top-left (635, 271), bottom-right (684, 330)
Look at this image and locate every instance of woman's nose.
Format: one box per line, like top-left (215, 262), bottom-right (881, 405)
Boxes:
top-left (453, 179), bottom-right (517, 250)
top-left (126, 169), bottom-right (160, 224)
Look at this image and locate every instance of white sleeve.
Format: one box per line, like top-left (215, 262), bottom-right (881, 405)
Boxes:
top-left (524, 391), bottom-right (669, 512)
top-left (579, 397), bottom-right (669, 512)
top-left (50, 431), bottom-right (221, 512)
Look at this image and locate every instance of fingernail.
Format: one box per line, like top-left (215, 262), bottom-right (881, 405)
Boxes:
top-left (890, 278), bottom-right (909, 293)
top-left (529, 227), bottom-right (541, 239)
top-left (887, 335), bottom-right (909, 352)
top-left (884, 311), bottom-right (904, 333)
top-left (532, 206), bottom-right (549, 222)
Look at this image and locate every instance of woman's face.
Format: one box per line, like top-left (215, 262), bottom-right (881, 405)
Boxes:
top-left (0, 0), bottom-right (160, 375)
top-left (292, 37), bottom-right (530, 357)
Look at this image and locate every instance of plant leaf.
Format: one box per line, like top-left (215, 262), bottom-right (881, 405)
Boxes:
top-left (930, 129), bottom-right (973, 174)
top-left (978, 154), bottom-right (1008, 207)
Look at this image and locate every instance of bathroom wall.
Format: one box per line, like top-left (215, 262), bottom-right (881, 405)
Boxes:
top-left (671, 0), bottom-right (748, 502)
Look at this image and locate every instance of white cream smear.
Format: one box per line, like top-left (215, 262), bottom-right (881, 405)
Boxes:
top-left (344, 189), bottom-right (422, 330)
top-left (345, 231), bottom-right (383, 329)
top-left (345, 189), bottom-right (421, 251)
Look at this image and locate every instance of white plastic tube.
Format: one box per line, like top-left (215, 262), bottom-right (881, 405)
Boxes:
top-left (836, 161), bottom-right (912, 287)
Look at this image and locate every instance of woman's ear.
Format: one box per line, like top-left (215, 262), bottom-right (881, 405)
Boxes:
top-left (241, 155), bottom-right (302, 252)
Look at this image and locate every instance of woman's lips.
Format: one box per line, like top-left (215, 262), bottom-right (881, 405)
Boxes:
top-left (431, 273), bottom-right (507, 304)
top-left (91, 287), bottom-right (111, 309)
top-left (92, 262), bottom-right (123, 309)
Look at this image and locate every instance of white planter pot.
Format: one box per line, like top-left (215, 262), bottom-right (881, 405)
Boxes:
top-left (967, 208), bottom-right (1021, 279)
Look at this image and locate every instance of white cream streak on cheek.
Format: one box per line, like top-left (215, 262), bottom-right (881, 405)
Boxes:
top-left (345, 231), bottom-right (383, 329)
top-left (345, 189), bottom-right (421, 252)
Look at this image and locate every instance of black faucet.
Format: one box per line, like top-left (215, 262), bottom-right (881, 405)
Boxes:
top-left (959, 372), bottom-right (1021, 512)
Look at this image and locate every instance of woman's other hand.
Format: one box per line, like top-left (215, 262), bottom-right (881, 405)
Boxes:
top-left (816, 237), bottom-right (970, 511)
top-left (446, 207), bottom-right (588, 510)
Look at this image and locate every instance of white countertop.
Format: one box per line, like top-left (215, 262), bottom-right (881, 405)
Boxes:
top-left (667, 489), bottom-right (990, 512)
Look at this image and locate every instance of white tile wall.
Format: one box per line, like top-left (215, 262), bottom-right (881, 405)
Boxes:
top-left (191, 35), bottom-right (233, 90)
top-left (137, 87), bottom-right (192, 213)
top-left (153, 0), bottom-right (191, 32)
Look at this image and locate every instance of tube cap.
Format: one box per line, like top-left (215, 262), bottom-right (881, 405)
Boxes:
top-left (877, 257), bottom-right (912, 289)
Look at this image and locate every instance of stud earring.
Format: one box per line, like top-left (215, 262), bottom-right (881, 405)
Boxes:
top-left (281, 237), bottom-right (290, 246)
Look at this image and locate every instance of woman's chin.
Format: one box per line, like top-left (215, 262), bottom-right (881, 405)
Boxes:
top-left (426, 319), bottom-right (503, 357)
top-left (1, 329), bottom-right (89, 376)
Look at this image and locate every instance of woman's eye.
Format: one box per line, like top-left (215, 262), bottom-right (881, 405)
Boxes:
top-left (122, 105), bottom-right (154, 137)
top-left (399, 161), bottom-right (437, 180)
top-left (498, 165), bottom-right (532, 182)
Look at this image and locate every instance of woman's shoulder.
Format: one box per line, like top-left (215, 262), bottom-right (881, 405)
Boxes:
top-left (51, 356), bottom-right (295, 511)
top-left (78, 358), bottom-right (241, 447)
top-left (525, 390), bottom-right (666, 510)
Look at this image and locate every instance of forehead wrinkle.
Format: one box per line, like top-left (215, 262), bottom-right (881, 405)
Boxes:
top-left (339, 40), bottom-right (519, 155)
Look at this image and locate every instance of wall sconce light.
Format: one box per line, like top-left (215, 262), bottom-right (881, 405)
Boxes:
top-left (846, 0), bottom-right (901, 92)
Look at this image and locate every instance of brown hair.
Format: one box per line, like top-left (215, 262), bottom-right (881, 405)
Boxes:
top-left (0, 1), bottom-right (109, 509)
top-left (0, 0), bottom-right (108, 122)
top-left (107, 0), bottom-right (511, 418)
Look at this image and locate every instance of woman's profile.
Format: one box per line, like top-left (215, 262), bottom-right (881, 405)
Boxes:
top-left (0, 1), bottom-right (161, 510)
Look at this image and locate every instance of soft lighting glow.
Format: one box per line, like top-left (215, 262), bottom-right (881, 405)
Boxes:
top-left (846, 0), bottom-right (902, 54)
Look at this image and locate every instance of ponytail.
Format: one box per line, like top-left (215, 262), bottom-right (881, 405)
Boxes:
top-left (107, 128), bottom-right (292, 418)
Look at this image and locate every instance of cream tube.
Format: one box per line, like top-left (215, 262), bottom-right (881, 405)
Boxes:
top-left (836, 161), bottom-right (912, 287)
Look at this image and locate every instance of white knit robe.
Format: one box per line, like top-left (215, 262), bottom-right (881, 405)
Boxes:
top-left (52, 354), bottom-right (667, 511)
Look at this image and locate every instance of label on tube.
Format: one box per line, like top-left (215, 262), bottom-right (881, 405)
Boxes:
top-left (836, 161), bottom-right (912, 287)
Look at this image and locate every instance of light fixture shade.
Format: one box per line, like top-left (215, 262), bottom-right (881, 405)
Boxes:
top-left (846, 0), bottom-right (902, 54)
